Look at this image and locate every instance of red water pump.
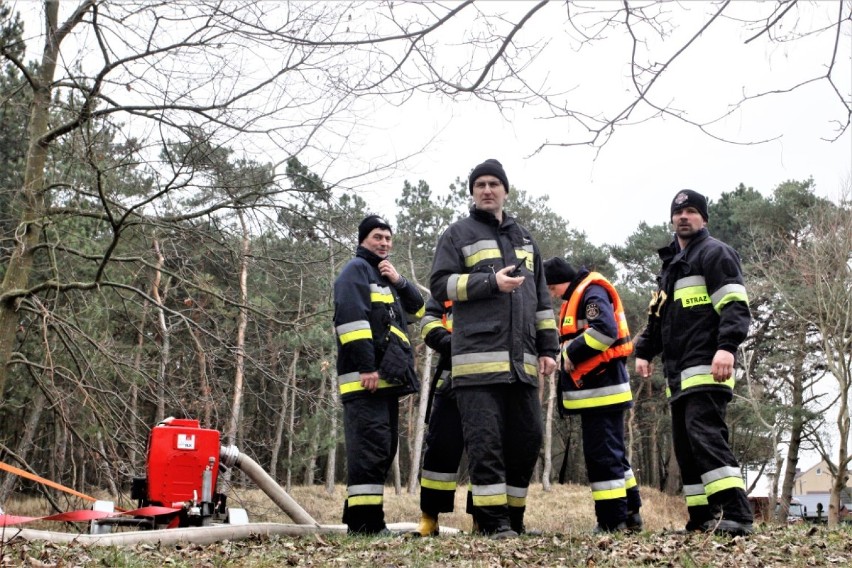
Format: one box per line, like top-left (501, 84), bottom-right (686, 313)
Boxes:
top-left (130, 417), bottom-right (228, 528)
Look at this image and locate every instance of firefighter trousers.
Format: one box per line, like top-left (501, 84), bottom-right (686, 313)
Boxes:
top-left (420, 388), bottom-right (465, 516)
top-left (455, 382), bottom-right (543, 534)
top-left (671, 390), bottom-right (753, 527)
top-left (580, 410), bottom-right (642, 529)
top-left (342, 395), bottom-right (399, 534)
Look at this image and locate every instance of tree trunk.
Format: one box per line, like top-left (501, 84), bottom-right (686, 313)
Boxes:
top-left (286, 348), bottom-right (299, 492)
top-left (225, 214), bottom-right (250, 446)
top-left (407, 346), bottom-right (431, 494)
top-left (542, 372), bottom-right (555, 491)
top-left (325, 354), bottom-right (339, 494)
top-left (0, 391), bottom-right (46, 501)
top-left (305, 368), bottom-right (324, 486)
top-left (151, 239), bottom-right (170, 424)
top-left (0, 0), bottom-right (67, 397)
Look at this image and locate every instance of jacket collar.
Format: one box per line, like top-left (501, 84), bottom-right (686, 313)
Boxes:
top-left (470, 206), bottom-right (514, 229)
top-left (356, 245), bottom-right (384, 267)
top-left (659, 227), bottom-right (710, 262)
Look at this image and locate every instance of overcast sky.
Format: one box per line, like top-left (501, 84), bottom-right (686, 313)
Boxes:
top-left (351, 1), bottom-right (852, 248)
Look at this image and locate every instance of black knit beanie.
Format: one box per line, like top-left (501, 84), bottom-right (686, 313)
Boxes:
top-left (468, 159), bottom-right (509, 194)
top-left (670, 189), bottom-right (708, 222)
top-left (358, 215), bottom-right (392, 244)
top-left (543, 257), bottom-right (577, 285)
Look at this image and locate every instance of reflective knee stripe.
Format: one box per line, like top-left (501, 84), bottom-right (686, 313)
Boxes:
top-left (507, 485), bottom-right (528, 508)
top-left (421, 470), bottom-right (458, 491)
top-left (348, 484), bottom-right (384, 507)
top-left (624, 468), bottom-right (637, 490)
top-left (562, 383), bottom-right (632, 411)
top-left (471, 483), bottom-right (508, 507)
top-left (680, 365), bottom-right (735, 392)
top-left (711, 283), bottom-right (748, 313)
top-left (590, 479), bottom-right (627, 501)
top-left (702, 466), bottom-right (745, 496)
top-left (684, 483), bottom-right (708, 507)
top-left (336, 320), bottom-right (372, 344)
top-left (338, 372), bottom-right (396, 395)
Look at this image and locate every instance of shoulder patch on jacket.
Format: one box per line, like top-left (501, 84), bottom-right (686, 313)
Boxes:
top-left (585, 302), bottom-right (600, 320)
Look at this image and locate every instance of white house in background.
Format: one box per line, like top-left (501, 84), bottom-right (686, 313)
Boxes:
top-left (794, 459), bottom-right (852, 495)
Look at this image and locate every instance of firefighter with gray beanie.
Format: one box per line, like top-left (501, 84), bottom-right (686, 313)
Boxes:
top-left (634, 189), bottom-right (753, 536)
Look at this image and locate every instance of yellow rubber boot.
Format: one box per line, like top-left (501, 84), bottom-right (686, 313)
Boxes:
top-left (415, 512), bottom-right (440, 537)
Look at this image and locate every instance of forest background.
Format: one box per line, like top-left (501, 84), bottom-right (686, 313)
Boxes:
top-left (0, 1), bottom-right (850, 527)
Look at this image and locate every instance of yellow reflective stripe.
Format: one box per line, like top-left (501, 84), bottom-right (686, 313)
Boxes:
top-left (421, 319), bottom-right (444, 340)
top-left (537, 318), bottom-right (557, 330)
top-left (562, 389), bottom-right (632, 411)
top-left (339, 329), bottom-right (372, 344)
top-left (421, 478), bottom-right (457, 491)
top-left (507, 495), bottom-right (526, 507)
top-left (592, 487), bottom-right (627, 501)
top-left (674, 285), bottom-right (711, 307)
top-left (625, 476), bottom-right (637, 490)
top-left (454, 361), bottom-right (511, 376)
top-left (411, 305), bottom-right (426, 319)
top-left (581, 330), bottom-right (611, 352)
top-left (370, 292), bottom-right (394, 303)
top-left (472, 494), bottom-right (508, 507)
top-left (451, 274), bottom-right (470, 302)
top-left (685, 494), bottom-right (709, 507)
top-left (339, 378), bottom-right (396, 395)
top-left (705, 475), bottom-right (745, 496)
top-left (348, 495), bottom-right (383, 506)
top-left (681, 374), bottom-right (734, 391)
top-left (524, 362), bottom-right (537, 376)
top-left (389, 325), bottom-right (410, 345)
top-left (714, 292), bottom-right (749, 314)
top-left (514, 247), bottom-right (534, 271)
top-left (465, 248), bottom-right (502, 267)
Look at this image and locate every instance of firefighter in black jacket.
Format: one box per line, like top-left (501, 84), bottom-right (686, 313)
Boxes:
top-left (634, 190), bottom-right (753, 537)
top-left (411, 297), bottom-right (467, 537)
top-left (543, 257), bottom-right (643, 533)
top-left (430, 159), bottom-right (558, 538)
top-left (334, 215), bottom-right (425, 535)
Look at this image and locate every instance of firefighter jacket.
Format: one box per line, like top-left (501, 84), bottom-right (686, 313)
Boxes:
top-left (429, 207), bottom-right (559, 387)
top-left (557, 269), bottom-right (633, 414)
top-left (420, 297), bottom-right (453, 395)
top-left (334, 246), bottom-right (425, 402)
top-left (634, 228), bottom-right (750, 402)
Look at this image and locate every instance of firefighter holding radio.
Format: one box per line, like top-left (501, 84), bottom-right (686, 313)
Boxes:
top-left (543, 257), bottom-right (643, 533)
top-left (333, 214), bottom-right (425, 536)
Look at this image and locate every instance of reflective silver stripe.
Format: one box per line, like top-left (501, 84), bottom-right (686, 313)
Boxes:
top-left (506, 485), bottom-right (528, 498)
top-left (462, 239), bottom-right (500, 260)
top-left (590, 479), bottom-right (626, 491)
top-left (336, 320), bottom-right (370, 335)
top-left (701, 465), bottom-right (742, 484)
top-left (674, 275), bottom-right (706, 290)
top-left (683, 483), bottom-right (705, 497)
top-left (624, 468), bottom-right (635, 481)
top-left (680, 365), bottom-right (713, 381)
top-left (561, 382), bottom-right (631, 401)
top-left (536, 309), bottom-right (556, 323)
top-left (523, 352), bottom-right (539, 366)
top-left (422, 470), bottom-right (458, 482)
top-left (369, 283), bottom-right (392, 295)
top-left (471, 483), bottom-right (506, 496)
top-left (348, 484), bottom-right (384, 496)
top-left (711, 283), bottom-right (746, 305)
top-left (447, 274), bottom-right (461, 301)
top-left (337, 372), bottom-right (360, 387)
top-left (453, 351), bottom-right (510, 366)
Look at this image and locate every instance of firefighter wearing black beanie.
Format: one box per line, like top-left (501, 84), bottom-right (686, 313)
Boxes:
top-left (468, 159), bottom-right (509, 194)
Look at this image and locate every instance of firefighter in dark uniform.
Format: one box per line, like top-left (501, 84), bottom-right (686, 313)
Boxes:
top-left (334, 215), bottom-right (425, 535)
top-left (543, 257), bottom-right (643, 533)
top-left (430, 159), bottom-right (559, 539)
top-left (410, 297), bottom-right (467, 537)
top-left (634, 190), bottom-right (753, 537)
